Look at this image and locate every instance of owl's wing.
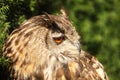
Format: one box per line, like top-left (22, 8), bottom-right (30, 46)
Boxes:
top-left (76, 50), bottom-right (109, 80)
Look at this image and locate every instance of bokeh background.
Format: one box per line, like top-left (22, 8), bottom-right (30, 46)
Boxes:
top-left (0, 0), bottom-right (120, 80)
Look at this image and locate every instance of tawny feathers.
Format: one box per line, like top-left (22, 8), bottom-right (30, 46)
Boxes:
top-left (2, 10), bottom-right (109, 80)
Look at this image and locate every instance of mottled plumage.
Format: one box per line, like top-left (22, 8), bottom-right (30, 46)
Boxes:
top-left (2, 10), bottom-right (109, 80)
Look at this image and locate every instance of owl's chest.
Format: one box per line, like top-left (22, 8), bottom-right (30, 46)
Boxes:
top-left (42, 56), bottom-right (80, 80)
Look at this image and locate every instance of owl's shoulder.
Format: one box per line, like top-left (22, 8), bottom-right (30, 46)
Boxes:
top-left (78, 50), bottom-right (109, 80)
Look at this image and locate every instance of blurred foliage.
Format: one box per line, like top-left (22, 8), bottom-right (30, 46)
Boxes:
top-left (0, 0), bottom-right (120, 80)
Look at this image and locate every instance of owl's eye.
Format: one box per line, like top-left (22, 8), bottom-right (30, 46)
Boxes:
top-left (53, 36), bottom-right (65, 44)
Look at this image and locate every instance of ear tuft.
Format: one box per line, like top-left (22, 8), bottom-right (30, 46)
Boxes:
top-left (60, 7), bottom-right (69, 18)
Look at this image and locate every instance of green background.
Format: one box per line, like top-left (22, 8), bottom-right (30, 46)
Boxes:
top-left (0, 0), bottom-right (120, 80)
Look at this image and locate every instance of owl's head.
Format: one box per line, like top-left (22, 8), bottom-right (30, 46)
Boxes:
top-left (3, 9), bottom-right (81, 64)
top-left (44, 10), bottom-right (81, 62)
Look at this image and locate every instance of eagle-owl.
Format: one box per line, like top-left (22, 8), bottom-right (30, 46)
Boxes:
top-left (2, 9), bottom-right (109, 80)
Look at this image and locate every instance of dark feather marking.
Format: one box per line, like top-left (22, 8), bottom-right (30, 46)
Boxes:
top-left (15, 38), bottom-right (19, 46)
top-left (20, 53), bottom-right (29, 67)
top-left (5, 41), bottom-right (12, 48)
top-left (6, 47), bottom-right (13, 53)
top-left (9, 52), bottom-right (16, 58)
top-left (11, 28), bottom-right (21, 35)
top-left (56, 68), bottom-right (64, 79)
top-left (24, 42), bottom-right (28, 47)
top-left (45, 31), bottom-right (49, 49)
top-left (24, 31), bottom-right (33, 38)
top-left (11, 53), bottom-right (19, 63)
top-left (62, 63), bottom-right (72, 80)
top-left (18, 31), bottom-right (24, 37)
top-left (19, 48), bottom-right (23, 53)
top-left (43, 14), bottom-right (65, 33)
top-left (34, 69), bottom-right (44, 80)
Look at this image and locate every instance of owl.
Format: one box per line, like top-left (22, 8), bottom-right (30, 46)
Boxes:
top-left (2, 9), bottom-right (109, 80)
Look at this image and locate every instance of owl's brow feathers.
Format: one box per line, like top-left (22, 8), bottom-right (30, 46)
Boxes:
top-left (18, 12), bottom-right (73, 35)
top-left (42, 13), bottom-right (64, 33)
top-left (42, 12), bottom-right (74, 34)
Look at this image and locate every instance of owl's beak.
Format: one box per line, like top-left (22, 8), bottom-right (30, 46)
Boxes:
top-left (78, 46), bottom-right (81, 53)
top-left (75, 42), bottom-right (81, 53)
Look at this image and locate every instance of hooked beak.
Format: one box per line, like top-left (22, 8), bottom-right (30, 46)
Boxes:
top-left (75, 42), bottom-right (81, 53)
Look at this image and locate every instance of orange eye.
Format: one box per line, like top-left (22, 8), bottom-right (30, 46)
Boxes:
top-left (53, 37), bottom-right (64, 44)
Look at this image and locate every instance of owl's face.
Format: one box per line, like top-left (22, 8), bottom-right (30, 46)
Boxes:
top-left (44, 14), bottom-right (81, 62)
